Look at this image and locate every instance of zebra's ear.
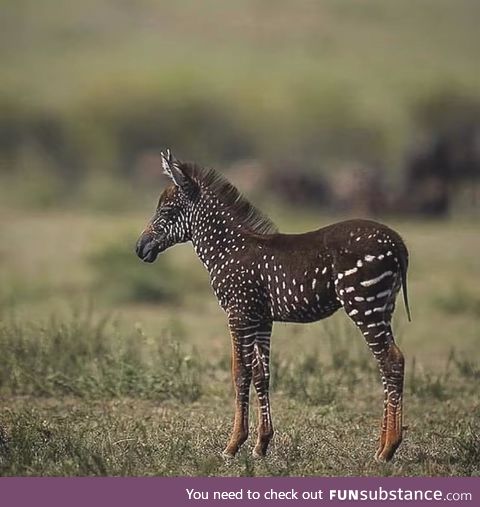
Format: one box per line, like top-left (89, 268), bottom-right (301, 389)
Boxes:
top-left (161, 149), bottom-right (196, 195)
top-left (160, 148), bottom-right (173, 175)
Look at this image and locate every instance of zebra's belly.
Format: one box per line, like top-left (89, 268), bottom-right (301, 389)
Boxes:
top-left (271, 292), bottom-right (342, 323)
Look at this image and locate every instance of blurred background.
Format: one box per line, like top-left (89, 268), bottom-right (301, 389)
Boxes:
top-left (0, 0), bottom-right (479, 476)
top-left (1, 0), bottom-right (479, 216)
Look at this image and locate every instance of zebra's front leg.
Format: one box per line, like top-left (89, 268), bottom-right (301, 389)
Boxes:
top-left (252, 323), bottom-right (274, 458)
top-left (222, 319), bottom-right (255, 457)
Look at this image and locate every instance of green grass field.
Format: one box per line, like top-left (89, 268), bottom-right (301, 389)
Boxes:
top-left (1, 0), bottom-right (479, 478)
top-left (0, 209), bottom-right (479, 476)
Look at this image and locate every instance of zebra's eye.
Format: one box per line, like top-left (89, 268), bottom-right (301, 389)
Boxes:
top-left (160, 206), bottom-right (181, 222)
top-left (158, 206), bottom-right (172, 216)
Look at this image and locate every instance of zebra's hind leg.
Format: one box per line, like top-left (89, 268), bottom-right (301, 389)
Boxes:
top-left (251, 323), bottom-right (274, 458)
top-left (340, 289), bottom-right (405, 462)
top-left (359, 321), bottom-right (404, 462)
top-left (374, 337), bottom-right (404, 462)
top-left (338, 266), bottom-right (405, 462)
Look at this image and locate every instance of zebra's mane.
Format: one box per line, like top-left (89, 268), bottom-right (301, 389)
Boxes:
top-left (180, 162), bottom-right (278, 235)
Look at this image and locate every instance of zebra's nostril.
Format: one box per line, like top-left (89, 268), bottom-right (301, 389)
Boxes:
top-left (136, 237), bottom-right (151, 257)
top-left (136, 236), bottom-right (159, 262)
top-left (135, 239), bottom-right (146, 257)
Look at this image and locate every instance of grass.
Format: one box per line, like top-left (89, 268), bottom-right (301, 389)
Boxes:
top-left (0, 350), bottom-right (478, 476)
top-left (1, 0), bottom-right (478, 477)
top-left (0, 209), bottom-right (479, 476)
top-left (433, 286), bottom-right (480, 317)
top-left (0, 314), bottom-right (202, 402)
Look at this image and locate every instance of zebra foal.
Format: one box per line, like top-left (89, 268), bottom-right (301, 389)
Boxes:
top-left (136, 150), bottom-right (411, 462)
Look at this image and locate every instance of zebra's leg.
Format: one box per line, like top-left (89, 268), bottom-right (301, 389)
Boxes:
top-left (378, 373), bottom-right (389, 458)
top-left (369, 291), bottom-right (404, 462)
top-left (251, 323), bottom-right (274, 458)
top-left (359, 322), bottom-right (404, 462)
top-left (340, 289), bottom-right (404, 461)
top-left (337, 266), bottom-right (405, 462)
top-left (375, 336), bottom-right (404, 462)
top-left (222, 318), bottom-right (256, 457)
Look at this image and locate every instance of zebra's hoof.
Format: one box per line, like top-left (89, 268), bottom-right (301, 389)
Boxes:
top-left (374, 446), bottom-right (396, 463)
top-left (221, 449), bottom-right (235, 461)
top-left (252, 448), bottom-right (266, 459)
top-left (374, 451), bottom-right (388, 463)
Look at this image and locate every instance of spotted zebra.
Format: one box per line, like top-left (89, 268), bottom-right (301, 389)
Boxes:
top-left (136, 150), bottom-right (411, 462)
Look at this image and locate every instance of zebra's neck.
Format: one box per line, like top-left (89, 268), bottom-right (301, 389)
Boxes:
top-left (190, 194), bottom-right (248, 275)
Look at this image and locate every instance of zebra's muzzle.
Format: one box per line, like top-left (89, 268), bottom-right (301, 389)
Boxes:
top-left (136, 235), bottom-right (160, 263)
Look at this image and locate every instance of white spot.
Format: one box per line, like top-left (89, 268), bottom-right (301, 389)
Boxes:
top-left (344, 267), bottom-right (358, 276)
top-left (367, 321), bottom-right (387, 328)
top-left (360, 271), bottom-right (393, 287)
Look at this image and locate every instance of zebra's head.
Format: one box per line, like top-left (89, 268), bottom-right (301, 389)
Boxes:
top-left (136, 150), bottom-right (197, 263)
